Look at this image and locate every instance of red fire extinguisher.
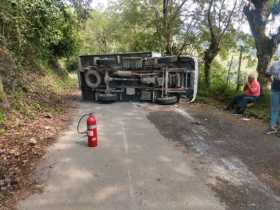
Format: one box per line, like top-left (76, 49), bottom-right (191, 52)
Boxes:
top-left (77, 113), bottom-right (98, 147)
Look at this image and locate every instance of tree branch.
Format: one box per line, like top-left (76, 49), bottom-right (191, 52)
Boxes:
top-left (218, 0), bottom-right (226, 30)
top-left (219, 0), bottom-right (238, 39)
top-left (169, 0), bottom-right (189, 23)
top-left (177, 19), bottom-right (199, 56)
top-left (207, 0), bottom-right (215, 38)
top-left (150, 5), bottom-right (162, 34)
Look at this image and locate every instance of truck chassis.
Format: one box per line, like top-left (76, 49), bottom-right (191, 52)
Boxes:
top-left (79, 52), bottom-right (198, 105)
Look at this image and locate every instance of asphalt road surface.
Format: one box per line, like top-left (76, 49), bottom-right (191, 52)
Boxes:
top-left (18, 102), bottom-right (225, 210)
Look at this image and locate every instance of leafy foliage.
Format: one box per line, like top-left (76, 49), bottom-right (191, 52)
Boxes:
top-left (81, 0), bottom-right (203, 55)
top-left (0, 0), bottom-right (91, 61)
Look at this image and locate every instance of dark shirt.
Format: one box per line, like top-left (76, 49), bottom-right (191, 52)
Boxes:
top-left (266, 61), bottom-right (280, 91)
top-left (272, 79), bottom-right (280, 91)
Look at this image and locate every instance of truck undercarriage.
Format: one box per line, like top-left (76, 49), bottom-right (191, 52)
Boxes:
top-left (79, 52), bottom-right (198, 105)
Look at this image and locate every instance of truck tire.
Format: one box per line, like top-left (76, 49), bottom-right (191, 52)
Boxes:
top-left (156, 96), bottom-right (178, 105)
top-left (84, 70), bottom-right (102, 88)
top-left (98, 94), bottom-right (118, 103)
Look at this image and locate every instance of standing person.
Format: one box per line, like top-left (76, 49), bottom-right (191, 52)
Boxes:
top-left (226, 74), bottom-right (260, 114)
top-left (265, 60), bottom-right (280, 134)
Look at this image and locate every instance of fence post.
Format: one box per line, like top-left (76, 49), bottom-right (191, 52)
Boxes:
top-left (226, 55), bottom-right (234, 89)
top-left (236, 46), bottom-right (243, 92)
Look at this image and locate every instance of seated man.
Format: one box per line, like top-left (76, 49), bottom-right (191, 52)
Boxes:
top-left (226, 74), bottom-right (261, 114)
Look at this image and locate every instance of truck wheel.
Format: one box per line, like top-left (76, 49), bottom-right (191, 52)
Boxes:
top-left (85, 70), bottom-right (102, 88)
top-left (98, 94), bottom-right (118, 103)
top-left (156, 96), bottom-right (178, 105)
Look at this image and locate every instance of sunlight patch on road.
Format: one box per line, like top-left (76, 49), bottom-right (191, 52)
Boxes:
top-left (174, 107), bottom-right (195, 121)
top-left (52, 142), bottom-right (74, 150)
top-left (94, 185), bottom-right (125, 202)
top-left (173, 162), bottom-right (194, 177)
top-left (64, 167), bottom-right (94, 180)
top-left (208, 157), bottom-right (256, 187)
top-left (158, 155), bottom-right (172, 163)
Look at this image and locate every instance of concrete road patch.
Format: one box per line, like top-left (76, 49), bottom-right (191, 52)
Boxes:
top-left (18, 102), bottom-right (224, 210)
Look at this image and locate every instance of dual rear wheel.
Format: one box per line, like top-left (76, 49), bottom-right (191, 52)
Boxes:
top-left (156, 96), bottom-right (179, 105)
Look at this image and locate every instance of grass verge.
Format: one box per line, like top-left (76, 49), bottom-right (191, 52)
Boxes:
top-left (197, 84), bottom-right (271, 122)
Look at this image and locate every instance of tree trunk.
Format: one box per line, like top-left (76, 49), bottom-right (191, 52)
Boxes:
top-left (256, 38), bottom-right (277, 79)
top-left (252, 36), bottom-right (277, 93)
top-left (163, 0), bottom-right (171, 55)
top-left (204, 43), bottom-right (219, 87)
top-left (165, 33), bottom-right (172, 55)
top-left (244, 3), bottom-right (278, 86)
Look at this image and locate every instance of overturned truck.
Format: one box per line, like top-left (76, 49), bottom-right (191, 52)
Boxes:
top-left (79, 52), bottom-right (198, 105)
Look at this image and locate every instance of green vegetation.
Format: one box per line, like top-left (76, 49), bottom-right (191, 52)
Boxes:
top-left (0, 58), bottom-right (76, 129)
top-left (0, 0), bottom-right (280, 124)
top-left (0, 0), bottom-right (91, 129)
top-left (0, 0), bottom-right (91, 60)
top-left (79, 0), bottom-right (280, 121)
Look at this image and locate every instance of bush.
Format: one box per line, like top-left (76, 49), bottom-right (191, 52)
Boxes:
top-left (65, 57), bottom-right (79, 72)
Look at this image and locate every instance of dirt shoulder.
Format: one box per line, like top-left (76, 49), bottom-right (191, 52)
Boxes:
top-left (0, 93), bottom-right (79, 210)
top-left (147, 102), bottom-right (280, 210)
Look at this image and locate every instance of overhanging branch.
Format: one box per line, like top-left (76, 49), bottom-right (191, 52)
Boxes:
top-left (207, 0), bottom-right (215, 39)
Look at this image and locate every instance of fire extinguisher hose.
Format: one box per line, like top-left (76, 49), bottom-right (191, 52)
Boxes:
top-left (77, 113), bottom-right (89, 134)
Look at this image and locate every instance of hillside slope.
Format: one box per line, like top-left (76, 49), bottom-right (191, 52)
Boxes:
top-left (0, 47), bottom-right (77, 210)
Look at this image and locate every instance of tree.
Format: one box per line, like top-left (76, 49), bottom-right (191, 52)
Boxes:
top-left (202, 0), bottom-right (244, 87)
top-left (244, 0), bottom-right (280, 81)
top-left (68, 0), bottom-right (93, 22)
top-left (81, 0), bottom-right (166, 53)
top-left (152, 0), bottom-right (195, 55)
top-left (117, 0), bottom-right (161, 52)
top-left (0, 0), bottom-right (92, 60)
top-left (0, 0), bottom-right (92, 93)
top-left (80, 10), bottom-right (120, 54)
top-left (162, 0), bottom-right (185, 54)
top-left (81, 0), bottom-right (201, 55)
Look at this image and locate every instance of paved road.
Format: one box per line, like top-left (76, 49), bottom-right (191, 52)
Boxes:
top-left (18, 102), bottom-right (224, 210)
